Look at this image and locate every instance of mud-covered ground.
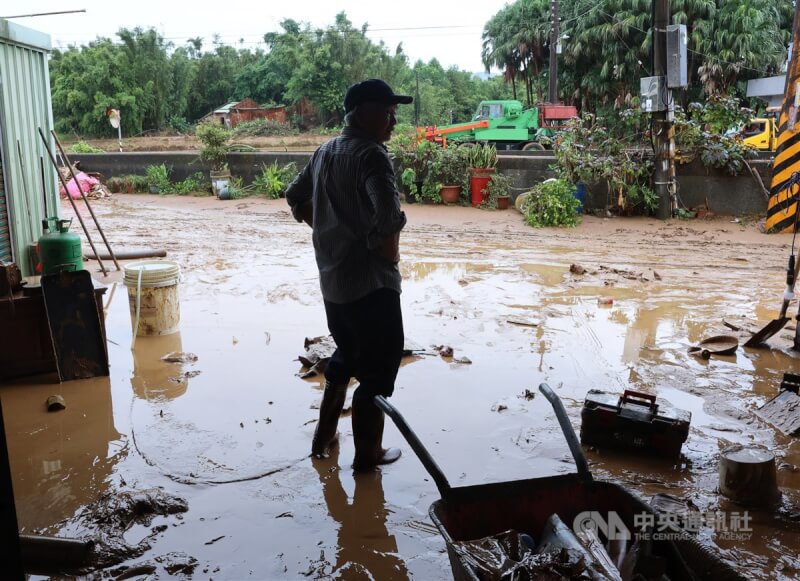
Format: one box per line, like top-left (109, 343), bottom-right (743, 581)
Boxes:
top-left (6, 194), bottom-right (800, 579)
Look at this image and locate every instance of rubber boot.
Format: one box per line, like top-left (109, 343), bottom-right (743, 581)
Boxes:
top-left (352, 397), bottom-right (401, 471)
top-left (311, 381), bottom-right (348, 459)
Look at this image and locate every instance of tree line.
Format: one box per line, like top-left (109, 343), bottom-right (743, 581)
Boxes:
top-left (51, 3), bottom-right (793, 139)
top-left (50, 12), bottom-right (512, 137)
top-left (482, 0), bottom-right (794, 113)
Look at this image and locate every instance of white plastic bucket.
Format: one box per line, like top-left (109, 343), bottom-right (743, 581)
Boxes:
top-left (124, 260), bottom-right (181, 337)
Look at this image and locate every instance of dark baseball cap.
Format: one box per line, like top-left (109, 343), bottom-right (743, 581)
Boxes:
top-left (344, 79), bottom-right (413, 113)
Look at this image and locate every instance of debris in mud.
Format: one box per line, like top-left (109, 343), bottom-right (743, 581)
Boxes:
top-left (204, 535), bottom-right (226, 545)
top-left (298, 335), bottom-right (424, 378)
top-left (436, 345), bottom-right (454, 358)
top-left (452, 528), bottom-right (612, 581)
top-left (454, 356), bottom-right (473, 365)
top-left (161, 352), bottom-right (198, 364)
top-left (156, 552), bottom-right (198, 575)
top-left (70, 488), bottom-right (188, 570)
top-left (507, 316), bottom-right (539, 328)
top-left (569, 264), bottom-right (586, 275)
top-left (520, 389), bottom-right (536, 401)
top-left (756, 390), bottom-right (800, 435)
top-left (492, 403), bottom-right (509, 412)
top-left (46, 395), bottom-right (67, 411)
top-left (598, 297), bottom-right (614, 306)
top-left (168, 370), bottom-right (202, 383)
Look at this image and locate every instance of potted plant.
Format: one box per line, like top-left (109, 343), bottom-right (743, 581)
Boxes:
top-left (196, 122), bottom-right (233, 199)
top-left (467, 142), bottom-right (498, 207)
top-left (481, 173), bottom-right (511, 210)
top-left (430, 146), bottom-right (469, 204)
top-left (389, 134), bottom-right (438, 204)
top-left (145, 163), bottom-right (171, 195)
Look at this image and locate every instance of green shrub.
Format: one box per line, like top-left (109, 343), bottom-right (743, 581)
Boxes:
top-left (70, 141), bottom-right (104, 153)
top-left (145, 164), bottom-right (172, 194)
top-left (173, 172), bottom-right (209, 195)
top-left (252, 161), bottom-right (298, 199)
top-left (168, 116), bottom-right (193, 135)
top-left (524, 179), bottom-right (581, 228)
top-left (196, 123), bottom-right (232, 170)
top-left (232, 119), bottom-right (295, 137)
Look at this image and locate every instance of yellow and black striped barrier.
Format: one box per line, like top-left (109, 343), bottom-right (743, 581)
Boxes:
top-left (767, 5), bottom-right (800, 233)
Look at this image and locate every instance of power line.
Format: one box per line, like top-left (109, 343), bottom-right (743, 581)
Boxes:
top-left (0, 9), bottom-right (86, 19)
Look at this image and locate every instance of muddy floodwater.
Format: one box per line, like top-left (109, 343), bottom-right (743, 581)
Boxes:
top-left (5, 194), bottom-right (800, 579)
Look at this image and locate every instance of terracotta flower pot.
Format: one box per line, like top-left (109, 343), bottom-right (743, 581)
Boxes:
top-left (440, 185), bottom-right (462, 204)
top-left (497, 195), bottom-right (510, 210)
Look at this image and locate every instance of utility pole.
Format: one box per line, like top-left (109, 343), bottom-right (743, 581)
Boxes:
top-left (548, 0), bottom-right (559, 103)
top-left (653, 0), bottom-right (675, 219)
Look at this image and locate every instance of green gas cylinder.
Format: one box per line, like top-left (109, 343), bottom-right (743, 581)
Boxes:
top-left (39, 218), bottom-right (83, 275)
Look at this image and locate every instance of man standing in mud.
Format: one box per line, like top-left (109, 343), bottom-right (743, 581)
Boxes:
top-left (286, 79), bottom-right (412, 470)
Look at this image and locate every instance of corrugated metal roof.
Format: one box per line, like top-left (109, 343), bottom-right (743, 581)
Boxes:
top-left (213, 102), bottom-right (240, 114)
top-left (0, 19), bottom-right (59, 275)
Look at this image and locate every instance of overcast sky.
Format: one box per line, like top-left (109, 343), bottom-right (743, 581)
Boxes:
top-left (2, 0), bottom-right (511, 73)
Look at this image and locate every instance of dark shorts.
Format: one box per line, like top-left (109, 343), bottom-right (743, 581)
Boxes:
top-left (323, 288), bottom-right (404, 401)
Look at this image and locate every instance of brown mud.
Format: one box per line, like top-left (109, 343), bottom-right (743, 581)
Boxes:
top-left (4, 195), bottom-right (800, 579)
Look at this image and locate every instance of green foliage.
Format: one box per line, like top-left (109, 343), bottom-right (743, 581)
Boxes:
top-left (106, 175), bottom-right (149, 193)
top-left (69, 141), bottom-right (104, 153)
top-left (524, 179), bottom-right (581, 228)
top-left (483, 0), bottom-right (792, 110)
top-left (252, 161), bottom-right (298, 199)
top-left (481, 173), bottom-right (511, 210)
top-left (232, 119), bottom-right (296, 137)
top-left (467, 143), bottom-right (498, 169)
top-left (143, 165), bottom-right (208, 195)
top-left (554, 114), bottom-right (655, 212)
top-left (687, 95), bottom-right (752, 134)
top-left (172, 172), bottom-right (209, 195)
top-left (389, 135), bottom-right (439, 180)
top-left (195, 122), bottom-right (231, 170)
top-left (673, 105), bottom-right (756, 175)
top-left (145, 164), bottom-right (171, 193)
top-left (168, 116), bottom-right (192, 134)
top-left (430, 146), bottom-right (470, 189)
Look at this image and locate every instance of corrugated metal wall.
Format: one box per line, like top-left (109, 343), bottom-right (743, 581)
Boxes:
top-left (0, 20), bottom-right (59, 275)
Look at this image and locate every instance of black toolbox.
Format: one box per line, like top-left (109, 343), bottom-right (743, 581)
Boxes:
top-left (580, 389), bottom-right (691, 457)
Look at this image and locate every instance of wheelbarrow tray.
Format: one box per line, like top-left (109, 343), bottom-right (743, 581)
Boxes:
top-left (376, 387), bottom-right (746, 581)
top-left (429, 473), bottom-right (741, 581)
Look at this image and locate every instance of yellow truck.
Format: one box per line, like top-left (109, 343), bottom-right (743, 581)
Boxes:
top-left (742, 108), bottom-right (781, 151)
top-left (742, 117), bottom-right (778, 151)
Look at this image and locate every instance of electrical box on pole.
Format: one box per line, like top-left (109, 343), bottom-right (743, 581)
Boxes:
top-left (640, 76), bottom-right (668, 112)
top-left (666, 24), bottom-right (688, 88)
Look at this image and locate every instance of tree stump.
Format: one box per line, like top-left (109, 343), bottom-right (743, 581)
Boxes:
top-left (719, 445), bottom-right (780, 506)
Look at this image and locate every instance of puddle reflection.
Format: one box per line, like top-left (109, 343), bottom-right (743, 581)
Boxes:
top-left (314, 450), bottom-right (409, 581)
top-left (131, 332), bottom-right (193, 400)
top-left (2, 376), bottom-right (123, 532)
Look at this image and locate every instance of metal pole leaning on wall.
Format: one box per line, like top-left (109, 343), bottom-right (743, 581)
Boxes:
top-left (38, 128), bottom-right (109, 276)
top-left (50, 130), bottom-right (121, 271)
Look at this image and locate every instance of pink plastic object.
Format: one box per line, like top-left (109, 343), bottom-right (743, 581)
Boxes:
top-left (59, 171), bottom-right (99, 199)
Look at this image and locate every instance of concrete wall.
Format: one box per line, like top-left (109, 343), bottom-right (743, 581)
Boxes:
top-left (72, 151), bottom-right (774, 216)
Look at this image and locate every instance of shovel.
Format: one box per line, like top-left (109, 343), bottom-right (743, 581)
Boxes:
top-left (745, 252), bottom-right (800, 347)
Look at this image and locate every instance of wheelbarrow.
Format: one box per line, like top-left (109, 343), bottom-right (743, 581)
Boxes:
top-left (375, 384), bottom-right (746, 581)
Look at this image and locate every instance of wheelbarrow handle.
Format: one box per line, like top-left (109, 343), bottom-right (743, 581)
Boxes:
top-left (538, 384), bottom-right (593, 482)
top-left (374, 395), bottom-right (452, 496)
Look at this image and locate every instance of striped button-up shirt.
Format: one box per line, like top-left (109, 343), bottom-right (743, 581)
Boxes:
top-left (286, 126), bottom-right (407, 304)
